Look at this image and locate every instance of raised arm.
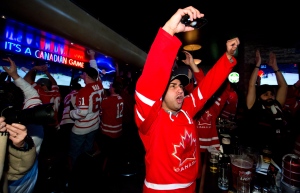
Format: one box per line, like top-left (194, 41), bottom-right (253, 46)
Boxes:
top-left (23, 66), bottom-right (37, 85)
top-left (246, 49), bottom-right (261, 109)
top-left (87, 49), bottom-right (103, 82)
top-left (134, 6), bottom-right (204, 128)
top-left (181, 51), bottom-right (204, 93)
top-left (2, 58), bottom-right (42, 108)
top-left (182, 51), bottom-right (200, 73)
top-left (136, 6), bottom-right (204, 101)
top-left (41, 65), bottom-right (58, 86)
top-left (269, 52), bottom-right (288, 106)
top-left (185, 37), bottom-right (239, 117)
top-left (23, 65), bottom-right (46, 85)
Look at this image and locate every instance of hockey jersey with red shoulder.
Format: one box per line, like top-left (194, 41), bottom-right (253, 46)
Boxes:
top-left (195, 83), bottom-right (231, 152)
top-left (32, 83), bottom-right (61, 127)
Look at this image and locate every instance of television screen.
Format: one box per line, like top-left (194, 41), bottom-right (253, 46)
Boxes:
top-left (259, 63), bottom-right (299, 85)
top-left (0, 55), bottom-right (74, 86)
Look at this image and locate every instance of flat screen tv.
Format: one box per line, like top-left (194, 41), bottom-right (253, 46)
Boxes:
top-left (259, 63), bottom-right (299, 85)
top-left (0, 55), bottom-right (73, 86)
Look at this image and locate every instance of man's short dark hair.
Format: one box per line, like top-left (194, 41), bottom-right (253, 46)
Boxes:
top-left (83, 67), bottom-right (98, 81)
top-left (112, 78), bottom-right (124, 94)
top-left (36, 78), bottom-right (52, 91)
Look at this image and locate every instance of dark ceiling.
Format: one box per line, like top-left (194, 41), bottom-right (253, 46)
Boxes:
top-left (69, 0), bottom-right (300, 69)
top-left (70, 0), bottom-right (300, 52)
top-left (1, 0), bottom-right (299, 72)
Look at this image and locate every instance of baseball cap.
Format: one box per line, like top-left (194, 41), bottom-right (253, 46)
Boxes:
top-left (36, 78), bottom-right (52, 90)
top-left (83, 67), bottom-right (98, 80)
top-left (170, 74), bottom-right (189, 87)
top-left (170, 65), bottom-right (190, 87)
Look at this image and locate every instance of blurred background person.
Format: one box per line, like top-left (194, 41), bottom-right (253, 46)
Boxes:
top-left (242, 50), bottom-right (290, 165)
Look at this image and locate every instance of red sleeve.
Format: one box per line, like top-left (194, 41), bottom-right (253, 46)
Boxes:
top-left (134, 28), bottom-right (181, 130)
top-left (135, 28), bottom-right (181, 101)
top-left (185, 69), bottom-right (205, 94)
top-left (183, 54), bottom-right (237, 118)
top-left (185, 81), bottom-right (194, 94)
top-left (194, 69), bottom-right (205, 84)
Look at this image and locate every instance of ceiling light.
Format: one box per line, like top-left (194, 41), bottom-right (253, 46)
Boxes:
top-left (183, 44), bottom-right (201, 51)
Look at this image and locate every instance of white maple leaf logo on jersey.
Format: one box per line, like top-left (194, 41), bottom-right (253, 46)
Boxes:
top-left (172, 130), bottom-right (196, 166)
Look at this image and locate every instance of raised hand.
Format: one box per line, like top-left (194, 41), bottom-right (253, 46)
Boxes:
top-left (255, 50), bottom-right (261, 66)
top-left (268, 52), bottom-right (277, 69)
top-left (162, 6), bottom-right (204, 36)
top-left (226, 37), bottom-right (240, 59)
top-left (87, 49), bottom-right (95, 60)
top-left (2, 57), bottom-right (19, 79)
top-left (181, 51), bottom-right (195, 66)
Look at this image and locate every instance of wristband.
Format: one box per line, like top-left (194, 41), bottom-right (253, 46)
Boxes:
top-left (255, 66), bottom-right (260, 68)
top-left (274, 69), bottom-right (280, 73)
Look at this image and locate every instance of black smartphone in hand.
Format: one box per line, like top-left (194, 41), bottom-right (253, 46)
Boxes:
top-left (180, 14), bottom-right (208, 29)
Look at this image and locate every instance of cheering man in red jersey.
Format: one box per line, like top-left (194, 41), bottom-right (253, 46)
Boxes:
top-left (134, 6), bottom-right (239, 193)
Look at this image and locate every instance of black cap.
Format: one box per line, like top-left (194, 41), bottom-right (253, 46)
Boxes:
top-left (170, 65), bottom-right (190, 87)
top-left (83, 67), bottom-right (98, 80)
top-left (256, 84), bottom-right (274, 97)
top-left (170, 74), bottom-right (189, 87)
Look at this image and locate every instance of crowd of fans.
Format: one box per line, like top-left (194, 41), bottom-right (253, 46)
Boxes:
top-left (0, 6), bottom-right (300, 193)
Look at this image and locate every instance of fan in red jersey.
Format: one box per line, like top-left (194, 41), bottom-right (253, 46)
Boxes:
top-left (68, 50), bottom-right (105, 170)
top-left (134, 6), bottom-right (239, 193)
top-left (23, 62), bottom-right (61, 161)
top-left (97, 78), bottom-right (124, 168)
top-left (24, 64), bottom-right (61, 130)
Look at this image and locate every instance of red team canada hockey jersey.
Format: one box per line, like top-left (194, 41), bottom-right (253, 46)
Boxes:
top-left (134, 28), bottom-right (237, 193)
top-left (219, 87), bottom-right (238, 121)
top-left (186, 71), bottom-right (230, 152)
top-left (195, 82), bottom-right (232, 152)
top-left (32, 83), bottom-right (61, 128)
top-left (100, 94), bottom-right (124, 138)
